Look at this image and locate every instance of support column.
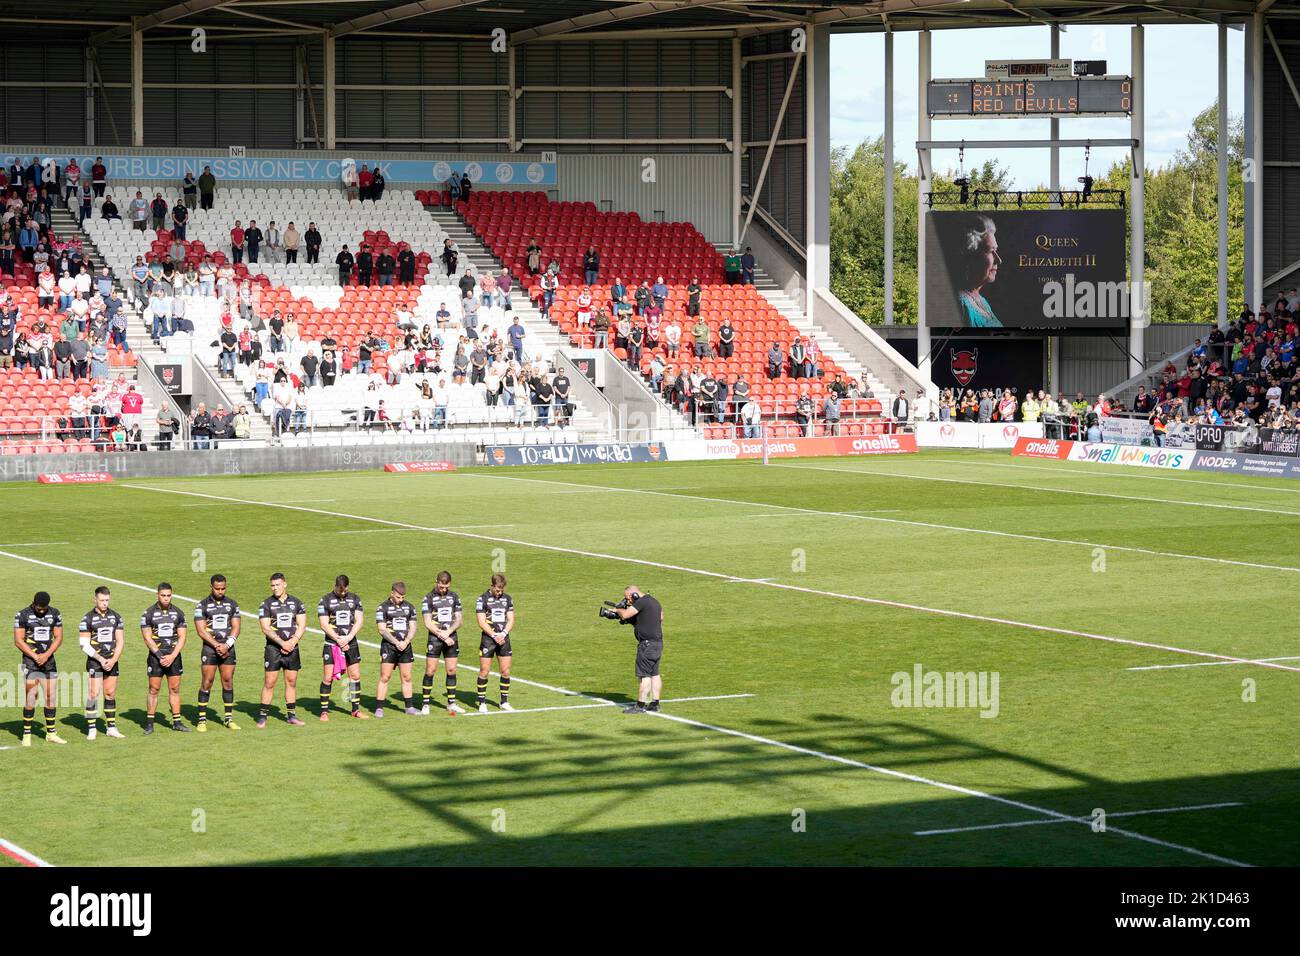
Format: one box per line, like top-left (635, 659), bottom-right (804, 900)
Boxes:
top-left (805, 22), bottom-right (831, 293)
top-left (1248, 13), bottom-right (1264, 311)
top-left (324, 33), bottom-right (337, 151)
top-left (295, 46), bottom-right (306, 148)
top-left (131, 26), bottom-right (144, 147)
top-left (1050, 24), bottom-right (1061, 200)
top-left (1218, 21), bottom-right (1229, 329)
top-left (1129, 25), bottom-right (1145, 377)
top-left (916, 30), bottom-right (932, 379)
top-left (732, 36), bottom-right (742, 251)
top-left (508, 44), bottom-right (517, 152)
top-left (84, 47), bottom-right (96, 146)
top-left (883, 30), bottom-right (895, 325)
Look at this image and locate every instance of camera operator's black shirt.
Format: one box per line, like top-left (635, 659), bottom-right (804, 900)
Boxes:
top-left (631, 594), bottom-right (662, 643)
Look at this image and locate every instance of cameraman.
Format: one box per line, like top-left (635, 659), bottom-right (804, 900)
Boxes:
top-left (609, 585), bottom-right (663, 714)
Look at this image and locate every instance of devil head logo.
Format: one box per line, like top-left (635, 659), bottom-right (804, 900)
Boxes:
top-left (950, 348), bottom-right (978, 387)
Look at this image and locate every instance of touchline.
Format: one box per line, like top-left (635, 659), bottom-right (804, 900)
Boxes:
top-left (49, 886), bottom-right (152, 937)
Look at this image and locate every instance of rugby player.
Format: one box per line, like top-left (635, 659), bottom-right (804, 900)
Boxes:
top-left (474, 573), bottom-right (515, 713)
top-left (14, 591), bottom-right (66, 745)
top-left (317, 573), bottom-right (368, 721)
top-left (194, 574), bottom-right (241, 731)
top-left (374, 581), bottom-right (420, 717)
top-left (79, 586), bottom-right (125, 740)
top-left (140, 583), bottom-right (190, 734)
top-left (421, 571), bottom-right (465, 715)
top-left (257, 572), bottom-right (307, 728)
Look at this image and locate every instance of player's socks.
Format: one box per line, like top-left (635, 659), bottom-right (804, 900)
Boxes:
top-left (145, 711), bottom-right (156, 727)
top-left (286, 703), bottom-right (297, 721)
top-left (221, 689), bottom-right (234, 723)
top-left (171, 710), bottom-right (183, 728)
top-left (421, 674), bottom-right (434, 708)
top-left (21, 706), bottom-right (34, 738)
top-left (499, 675), bottom-right (510, 705)
top-left (445, 673), bottom-right (457, 707)
top-left (319, 682), bottom-right (332, 714)
top-left (197, 689), bottom-right (210, 724)
top-left (476, 675), bottom-right (488, 705)
top-left (402, 695), bottom-right (413, 711)
top-left (349, 680), bottom-right (362, 713)
top-left (105, 697), bottom-right (117, 729)
top-left (85, 698), bottom-right (97, 730)
top-left (44, 707), bottom-right (57, 734)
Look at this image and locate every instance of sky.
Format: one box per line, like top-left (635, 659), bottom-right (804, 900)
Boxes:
top-left (830, 23), bottom-right (1244, 187)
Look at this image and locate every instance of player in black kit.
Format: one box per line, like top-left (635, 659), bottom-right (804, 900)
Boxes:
top-left (374, 581), bottom-right (420, 717)
top-left (421, 570), bottom-right (465, 715)
top-left (257, 572), bottom-right (307, 728)
top-left (193, 574), bottom-right (241, 731)
top-left (79, 586), bottom-right (125, 740)
top-left (317, 573), bottom-right (368, 721)
top-left (474, 573), bottom-right (516, 713)
top-left (140, 582), bottom-right (191, 734)
top-left (14, 591), bottom-right (67, 746)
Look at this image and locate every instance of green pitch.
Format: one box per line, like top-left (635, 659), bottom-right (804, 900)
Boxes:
top-left (0, 450), bottom-right (1295, 867)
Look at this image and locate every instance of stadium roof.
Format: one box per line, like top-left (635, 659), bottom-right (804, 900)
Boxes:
top-left (0, 0), bottom-right (1286, 46)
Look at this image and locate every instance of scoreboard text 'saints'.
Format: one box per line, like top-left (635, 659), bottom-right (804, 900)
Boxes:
top-left (927, 59), bottom-right (1131, 118)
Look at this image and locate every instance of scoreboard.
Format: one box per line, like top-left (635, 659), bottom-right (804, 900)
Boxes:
top-left (927, 76), bottom-right (1132, 118)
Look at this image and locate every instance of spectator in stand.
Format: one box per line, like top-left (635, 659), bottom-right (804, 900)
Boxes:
top-left (358, 164), bottom-right (373, 202)
top-left (89, 337), bottom-right (109, 381)
top-left (129, 191), bottom-right (148, 231)
top-left (271, 380), bottom-right (293, 438)
top-left (336, 245), bottom-right (354, 286)
top-left (232, 405), bottom-right (251, 440)
top-left (198, 165), bottom-right (216, 210)
top-left (892, 389), bottom-right (911, 423)
top-left (627, 322), bottom-right (644, 368)
top-left (507, 317), bottom-right (527, 363)
top-left (459, 172), bottom-right (472, 202)
top-left (304, 222), bottom-right (322, 264)
top-left (592, 308), bottom-right (610, 350)
top-left (228, 219), bottom-right (244, 263)
top-left (169, 196), bottom-right (188, 240)
top-left (264, 220), bottom-right (282, 264)
top-left (150, 192), bottom-right (168, 231)
top-left (342, 162), bottom-right (359, 203)
top-left (376, 248), bottom-right (395, 286)
top-left (291, 387), bottom-right (309, 435)
top-left (397, 244), bottom-right (416, 284)
top-left (441, 238), bottom-right (459, 277)
top-left (90, 157), bottom-right (107, 198)
top-left (63, 158), bottom-right (80, 207)
top-left (283, 221), bottom-right (300, 264)
top-left (244, 220), bottom-right (263, 264)
top-left (356, 243), bottom-right (373, 286)
top-left (767, 341), bottom-right (783, 380)
top-left (0, 227), bottom-right (13, 276)
top-left (447, 172), bottom-right (461, 202)
top-left (718, 318), bottom-right (735, 360)
top-left (539, 270), bottom-right (558, 320)
top-left (181, 171), bottom-right (198, 210)
top-left (1021, 390), bottom-right (1041, 423)
top-left (583, 246), bottom-right (600, 286)
top-left (823, 391), bottom-right (841, 436)
top-left (320, 349), bottom-right (337, 388)
top-left (120, 385), bottom-right (143, 434)
top-left (692, 316), bottom-right (710, 359)
top-left (371, 167), bottom-right (385, 202)
top-left (997, 389), bottom-right (1018, 422)
top-left (724, 248), bottom-right (742, 285)
top-left (788, 337), bottom-right (806, 379)
top-left (526, 238), bottom-right (542, 276)
top-left (496, 267), bottom-right (512, 310)
top-left (741, 246), bottom-right (756, 285)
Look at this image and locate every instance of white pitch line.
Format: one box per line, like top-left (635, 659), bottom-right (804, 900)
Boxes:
top-left (1127, 655), bottom-right (1300, 672)
top-left (742, 510), bottom-right (901, 517)
top-left (461, 468), bottom-right (1300, 576)
top-left (104, 487), bottom-right (1300, 675)
top-left (468, 693), bottom-right (755, 717)
top-left (338, 524), bottom-right (517, 534)
top-left (0, 542), bottom-right (70, 547)
top-left (0, 548), bottom-right (1247, 867)
top-left (769, 461), bottom-right (1300, 519)
top-left (0, 837), bottom-right (53, 867)
top-left (914, 801), bottom-right (1246, 836)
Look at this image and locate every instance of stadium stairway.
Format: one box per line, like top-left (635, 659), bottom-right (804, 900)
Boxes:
top-left (48, 205), bottom-right (164, 444)
top-left (722, 244), bottom-right (893, 408)
top-left (424, 204), bottom-right (691, 437)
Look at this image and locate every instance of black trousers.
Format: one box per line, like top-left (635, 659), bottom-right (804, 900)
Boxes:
top-left (306, 247), bottom-right (320, 263)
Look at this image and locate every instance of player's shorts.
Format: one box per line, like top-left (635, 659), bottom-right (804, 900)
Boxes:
top-left (635, 640), bottom-right (662, 678)
top-left (426, 635), bottom-right (459, 659)
top-left (264, 644), bottom-right (302, 672)
top-left (147, 651), bottom-right (183, 678)
top-left (201, 642), bottom-right (238, 667)
top-left (86, 658), bottom-right (120, 678)
top-left (21, 655), bottom-right (57, 678)
top-left (380, 641), bottom-right (415, 665)
top-left (479, 633), bottom-right (512, 659)
top-left (322, 640), bottom-right (361, 668)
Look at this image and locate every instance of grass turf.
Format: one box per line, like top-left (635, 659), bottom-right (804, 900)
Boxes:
top-left (0, 449), bottom-right (1294, 866)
